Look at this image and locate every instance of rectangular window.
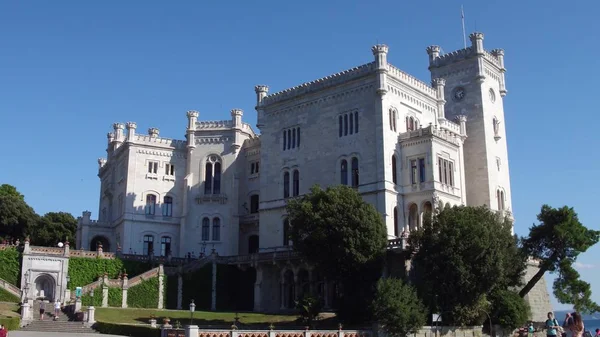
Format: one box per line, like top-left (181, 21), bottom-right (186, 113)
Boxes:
top-left (160, 237), bottom-right (171, 256)
top-left (438, 157), bottom-right (455, 187)
top-left (143, 235), bottom-right (154, 256)
top-left (250, 161), bottom-right (260, 175)
top-left (201, 218), bottom-right (210, 241)
top-left (419, 158), bottom-right (426, 183)
top-left (410, 160), bottom-right (417, 184)
top-left (148, 161), bottom-right (158, 174)
top-left (165, 164), bottom-right (175, 176)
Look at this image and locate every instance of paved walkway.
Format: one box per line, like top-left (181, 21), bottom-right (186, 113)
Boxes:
top-left (9, 331), bottom-right (125, 337)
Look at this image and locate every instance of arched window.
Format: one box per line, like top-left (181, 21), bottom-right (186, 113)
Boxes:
top-left (389, 109), bottom-right (397, 132)
top-left (409, 117), bottom-right (415, 131)
top-left (283, 172), bottom-right (290, 198)
top-left (344, 114), bottom-right (349, 136)
top-left (201, 217), bottom-right (210, 241)
top-left (204, 156), bottom-right (221, 195)
top-left (296, 127), bottom-right (301, 147)
top-left (143, 235), bottom-right (154, 255)
top-left (340, 160), bottom-right (348, 185)
top-left (292, 128), bottom-right (296, 149)
top-left (160, 236), bottom-right (171, 256)
top-left (354, 111), bottom-right (359, 133)
top-left (408, 204), bottom-right (418, 231)
top-left (287, 129), bottom-right (291, 150)
top-left (212, 217), bottom-right (221, 241)
top-left (250, 194), bottom-right (259, 213)
top-left (145, 194), bottom-right (156, 215)
top-left (391, 155), bottom-right (397, 184)
top-left (338, 116), bottom-right (343, 137)
top-left (283, 218), bottom-right (290, 246)
top-left (351, 157), bottom-right (359, 187)
top-left (497, 190), bottom-right (505, 211)
top-left (163, 196), bottom-right (173, 217)
top-left (393, 206), bottom-right (398, 237)
top-left (293, 170), bottom-right (300, 196)
top-left (283, 130), bottom-right (287, 150)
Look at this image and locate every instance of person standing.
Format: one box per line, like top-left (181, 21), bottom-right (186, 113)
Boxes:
top-left (568, 312), bottom-right (585, 337)
top-left (39, 300), bottom-right (46, 320)
top-left (563, 313), bottom-right (573, 337)
top-left (53, 300), bottom-right (61, 320)
top-left (546, 312), bottom-right (561, 337)
top-left (0, 324), bottom-right (7, 337)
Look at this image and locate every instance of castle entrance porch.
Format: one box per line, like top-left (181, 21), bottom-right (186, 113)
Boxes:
top-left (34, 274), bottom-right (55, 301)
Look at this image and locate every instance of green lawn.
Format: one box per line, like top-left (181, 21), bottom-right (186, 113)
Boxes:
top-left (95, 307), bottom-right (300, 327)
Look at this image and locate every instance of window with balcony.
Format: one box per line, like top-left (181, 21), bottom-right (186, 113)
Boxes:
top-left (163, 196), bottom-right (173, 217)
top-left (145, 194), bottom-right (156, 215)
top-left (143, 235), bottom-right (154, 256)
top-left (160, 236), bottom-right (171, 256)
top-left (201, 217), bottom-right (210, 241)
top-left (212, 217), bottom-right (221, 241)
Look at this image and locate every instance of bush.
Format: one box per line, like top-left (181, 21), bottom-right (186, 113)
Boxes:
top-left (373, 278), bottom-right (427, 337)
top-left (82, 291), bottom-right (102, 307)
top-left (127, 277), bottom-right (160, 308)
top-left (295, 296), bottom-right (322, 326)
top-left (0, 316), bottom-right (20, 331)
top-left (93, 321), bottom-right (160, 337)
top-left (108, 287), bottom-right (122, 307)
top-left (0, 247), bottom-right (21, 286)
top-left (0, 288), bottom-right (20, 303)
top-left (68, 257), bottom-right (151, 290)
top-left (490, 290), bottom-right (531, 330)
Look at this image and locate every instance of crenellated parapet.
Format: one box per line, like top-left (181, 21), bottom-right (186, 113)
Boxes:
top-left (399, 123), bottom-right (463, 147)
top-left (387, 64), bottom-right (437, 97)
top-left (148, 127), bottom-right (160, 138)
top-left (261, 62), bottom-right (376, 106)
top-left (133, 134), bottom-right (187, 149)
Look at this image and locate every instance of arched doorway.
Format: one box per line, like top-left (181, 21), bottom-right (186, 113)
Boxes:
top-left (34, 274), bottom-right (55, 301)
top-left (282, 270), bottom-right (295, 309)
top-left (408, 203), bottom-right (419, 231)
top-left (90, 236), bottom-right (110, 252)
top-left (248, 235), bottom-right (259, 254)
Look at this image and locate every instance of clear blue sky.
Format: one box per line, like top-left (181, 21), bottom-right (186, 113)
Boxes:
top-left (1, 0), bottom-right (598, 310)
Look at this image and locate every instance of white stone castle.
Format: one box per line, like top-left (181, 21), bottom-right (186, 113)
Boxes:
top-left (75, 32), bottom-right (537, 312)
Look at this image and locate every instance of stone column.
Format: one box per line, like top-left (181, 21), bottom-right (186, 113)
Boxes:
top-left (21, 301), bottom-right (32, 323)
top-left (158, 264), bottom-right (164, 309)
top-left (177, 273), bottom-right (183, 310)
top-left (253, 267), bottom-right (263, 312)
top-left (293, 273), bottom-right (299, 301)
top-left (122, 273), bottom-right (129, 308)
top-left (280, 279), bottom-right (286, 310)
top-left (185, 325), bottom-right (199, 337)
top-left (210, 259), bottom-right (217, 311)
top-left (87, 306), bottom-right (96, 324)
top-left (102, 273), bottom-right (108, 308)
top-left (323, 279), bottom-right (330, 309)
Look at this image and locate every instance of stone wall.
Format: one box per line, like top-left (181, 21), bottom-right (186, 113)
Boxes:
top-left (521, 261), bottom-right (553, 322)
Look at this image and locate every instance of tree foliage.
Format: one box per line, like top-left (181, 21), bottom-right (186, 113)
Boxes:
top-left (32, 212), bottom-right (78, 247)
top-left (520, 205), bottom-right (600, 313)
top-left (409, 205), bottom-right (525, 325)
top-left (286, 185), bottom-right (387, 278)
top-left (0, 192), bottom-right (38, 241)
top-left (373, 278), bottom-right (427, 337)
top-left (286, 185), bottom-right (387, 323)
top-left (489, 290), bottom-right (530, 330)
top-left (0, 184), bottom-right (24, 200)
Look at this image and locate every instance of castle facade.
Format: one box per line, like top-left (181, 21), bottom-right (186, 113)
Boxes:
top-left (77, 32), bottom-right (522, 312)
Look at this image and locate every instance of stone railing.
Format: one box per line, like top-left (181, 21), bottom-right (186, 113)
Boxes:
top-left (438, 118), bottom-right (461, 134)
top-left (134, 134), bottom-right (187, 149)
top-left (0, 277), bottom-right (21, 298)
top-left (387, 64), bottom-right (437, 97)
top-left (173, 327), bottom-right (373, 337)
top-left (399, 125), bottom-right (462, 146)
top-left (128, 267), bottom-right (160, 287)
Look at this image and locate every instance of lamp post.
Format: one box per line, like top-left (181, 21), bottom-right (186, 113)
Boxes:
top-left (189, 299), bottom-right (196, 325)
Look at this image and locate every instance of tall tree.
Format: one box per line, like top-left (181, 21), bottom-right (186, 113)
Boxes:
top-left (286, 185), bottom-right (388, 322)
top-left (520, 205), bottom-right (599, 313)
top-left (0, 184), bottom-right (38, 240)
top-left (409, 205), bottom-right (526, 325)
top-left (373, 278), bottom-right (427, 337)
top-left (32, 212), bottom-right (78, 247)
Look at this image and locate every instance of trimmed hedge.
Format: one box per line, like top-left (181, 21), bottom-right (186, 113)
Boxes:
top-left (0, 247), bottom-right (21, 286)
top-left (108, 287), bottom-right (122, 307)
top-left (0, 317), bottom-right (20, 331)
top-left (67, 257), bottom-right (152, 290)
top-left (93, 321), bottom-right (160, 337)
top-left (82, 291), bottom-right (102, 307)
top-left (0, 287), bottom-right (20, 303)
top-left (127, 276), bottom-right (165, 308)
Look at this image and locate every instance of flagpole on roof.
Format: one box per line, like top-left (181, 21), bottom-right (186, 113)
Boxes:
top-left (461, 5), bottom-right (467, 49)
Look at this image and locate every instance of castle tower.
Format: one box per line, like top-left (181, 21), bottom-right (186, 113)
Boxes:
top-left (427, 32), bottom-right (512, 216)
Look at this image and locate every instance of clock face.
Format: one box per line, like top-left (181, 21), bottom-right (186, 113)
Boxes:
top-left (453, 87), bottom-right (466, 101)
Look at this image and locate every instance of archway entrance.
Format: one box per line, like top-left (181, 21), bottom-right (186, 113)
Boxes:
top-left (90, 236), bottom-right (110, 252)
top-left (34, 274), bottom-right (55, 301)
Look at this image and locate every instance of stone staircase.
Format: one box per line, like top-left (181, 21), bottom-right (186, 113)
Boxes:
top-left (20, 302), bottom-right (97, 334)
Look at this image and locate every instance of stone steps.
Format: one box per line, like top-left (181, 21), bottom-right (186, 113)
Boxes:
top-left (20, 319), bottom-right (97, 333)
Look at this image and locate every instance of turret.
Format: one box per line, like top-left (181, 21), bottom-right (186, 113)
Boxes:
top-left (431, 78), bottom-right (446, 122)
top-left (426, 45), bottom-right (441, 67)
top-left (106, 132), bottom-right (114, 157)
top-left (126, 122), bottom-right (137, 143)
top-left (186, 110), bottom-right (199, 149)
top-left (113, 123), bottom-right (125, 143)
top-left (231, 109), bottom-right (243, 153)
top-left (148, 127), bottom-right (159, 138)
top-left (254, 86), bottom-right (269, 129)
top-left (469, 32), bottom-right (486, 83)
top-left (372, 44), bottom-right (389, 96)
top-left (456, 115), bottom-right (468, 138)
top-left (98, 158), bottom-right (107, 170)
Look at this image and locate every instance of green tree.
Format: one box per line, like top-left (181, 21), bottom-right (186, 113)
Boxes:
top-left (32, 212), bottom-right (78, 247)
top-left (0, 184), bottom-right (24, 200)
top-left (373, 278), bottom-right (427, 337)
top-left (520, 205), bottom-right (600, 313)
top-left (409, 205), bottom-right (525, 325)
top-left (489, 289), bottom-right (530, 330)
top-left (286, 185), bottom-right (387, 322)
top-left (0, 185), bottom-right (38, 241)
